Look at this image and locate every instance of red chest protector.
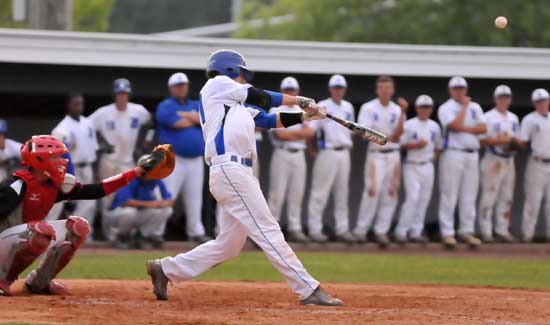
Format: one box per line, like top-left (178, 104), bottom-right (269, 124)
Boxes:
top-left (13, 170), bottom-right (59, 223)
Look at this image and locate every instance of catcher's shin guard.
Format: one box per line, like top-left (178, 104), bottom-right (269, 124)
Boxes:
top-left (26, 216), bottom-right (90, 294)
top-left (0, 221), bottom-right (55, 296)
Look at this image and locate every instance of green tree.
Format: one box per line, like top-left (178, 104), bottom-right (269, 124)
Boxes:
top-left (73, 0), bottom-right (115, 32)
top-left (235, 0), bottom-right (550, 47)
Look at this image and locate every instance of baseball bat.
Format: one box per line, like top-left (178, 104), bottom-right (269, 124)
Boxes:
top-left (325, 113), bottom-right (388, 145)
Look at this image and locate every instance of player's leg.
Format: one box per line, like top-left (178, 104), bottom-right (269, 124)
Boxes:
top-left (373, 153), bottom-right (401, 240)
top-left (542, 168), bottom-right (550, 240)
top-left (213, 163), bottom-right (319, 300)
top-left (108, 207), bottom-right (139, 248)
top-left (0, 222), bottom-right (55, 296)
top-left (438, 151), bottom-right (463, 241)
top-left (286, 151), bottom-right (307, 240)
top-left (268, 149), bottom-right (289, 225)
top-left (307, 151), bottom-right (337, 240)
top-left (138, 207), bottom-right (172, 246)
top-left (99, 158), bottom-right (130, 241)
top-left (395, 163), bottom-right (421, 241)
top-left (25, 217), bottom-right (90, 294)
top-left (410, 163), bottom-right (435, 240)
top-left (159, 207), bottom-right (248, 282)
top-left (494, 159), bottom-right (515, 240)
top-left (181, 157), bottom-right (207, 239)
top-left (333, 151), bottom-right (352, 240)
top-left (73, 165), bottom-right (97, 231)
top-left (457, 153), bottom-right (480, 241)
top-left (477, 155), bottom-right (502, 241)
top-left (521, 159), bottom-right (545, 242)
top-left (353, 154), bottom-right (384, 239)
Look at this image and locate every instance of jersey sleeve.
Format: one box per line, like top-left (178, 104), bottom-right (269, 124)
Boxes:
top-left (0, 177), bottom-right (25, 220)
top-left (347, 103), bottom-right (356, 122)
top-left (140, 105), bottom-right (152, 125)
top-left (212, 77), bottom-right (251, 103)
top-left (399, 122), bottom-right (411, 145)
top-left (155, 102), bottom-right (180, 128)
top-left (158, 181), bottom-right (172, 200)
top-left (438, 105), bottom-right (455, 128)
top-left (474, 104), bottom-right (486, 123)
top-left (434, 123), bottom-right (443, 149)
top-left (520, 116), bottom-right (534, 142)
top-left (357, 103), bottom-right (370, 127)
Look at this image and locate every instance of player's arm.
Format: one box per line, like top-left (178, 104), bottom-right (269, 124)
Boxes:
top-left (480, 133), bottom-right (511, 146)
top-left (0, 177), bottom-right (25, 220)
top-left (446, 98), bottom-right (470, 132)
top-left (388, 97), bottom-right (408, 142)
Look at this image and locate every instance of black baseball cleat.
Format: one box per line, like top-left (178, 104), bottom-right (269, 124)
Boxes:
top-left (146, 259), bottom-right (169, 301)
top-left (301, 286), bottom-right (344, 306)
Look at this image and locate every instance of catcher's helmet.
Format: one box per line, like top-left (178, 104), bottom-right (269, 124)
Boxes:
top-left (206, 49), bottom-right (253, 81)
top-left (21, 135), bottom-right (69, 187)
top-left (113, 78), bottom-right (132, 93)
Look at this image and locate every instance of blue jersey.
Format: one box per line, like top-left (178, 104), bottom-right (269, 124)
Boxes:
top-left (62, 152), bottom-right (75, 175)
top-left (109, 179), bottom-right (172, 210)
top-left (156, 97), bottom-right (205, 158)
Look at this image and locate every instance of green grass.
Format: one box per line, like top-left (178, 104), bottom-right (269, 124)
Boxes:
top-left (26, 251), bottom-right (550, 290)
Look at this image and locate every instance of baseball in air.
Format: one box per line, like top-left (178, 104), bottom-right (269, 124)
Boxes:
top-left (495, 16), bottom-right (508, 29)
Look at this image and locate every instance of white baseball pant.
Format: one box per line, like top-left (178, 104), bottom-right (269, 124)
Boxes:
top-left (73, 165), bottom-right (96, 226)
top-left (104, 206), bottom-right (172, 237)
top-left (308, 149), bottom-right (351, 236)
top-left (478, 153), bottom-right (515, 238)
top-left (163, 155), bottom-right (205, 237)
top-left (98, 157), bottom-right (135, 241)
top-left (354, 151), bottom-right (401, 237)
top-left (394, 162), bottom-right (434, 239)
top-left (521, 157), bottom-right (550, 240)
top-left (268, 149), bottom-right (306, 233)
top-left (438, 150), bottom-right (479, 238)
top-left (161, 160), bottom-right (319, 299)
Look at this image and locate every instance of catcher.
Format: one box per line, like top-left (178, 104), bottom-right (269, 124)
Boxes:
top-left (0, 135), bottom-right (174, 296)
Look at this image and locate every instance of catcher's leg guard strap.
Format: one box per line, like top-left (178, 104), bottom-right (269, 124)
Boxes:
top-left (26, 216), bottom-right (90, 292)
top-left (0, 221), bottom-right (54, 283)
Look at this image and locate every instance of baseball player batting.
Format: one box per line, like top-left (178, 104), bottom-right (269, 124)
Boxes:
top-left (0, 135), bottom-right (173, 296)
top-left (147, 49), bottom-right (344, 306)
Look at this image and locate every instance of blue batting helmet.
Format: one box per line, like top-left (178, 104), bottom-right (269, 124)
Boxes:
top-left (206, 49), bottom-right (253, 81)
top-left (113, 78), bottom-right (132, 93)
top-left (0, 119), bottom-right (7, 134)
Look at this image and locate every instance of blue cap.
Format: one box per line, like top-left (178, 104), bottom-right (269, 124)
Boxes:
top-left (0, 119), bottom-right (8, 134)
top-left (206, 49), bottom-right (253, 81)
top-left (113, 78), bottom-right (132, 93)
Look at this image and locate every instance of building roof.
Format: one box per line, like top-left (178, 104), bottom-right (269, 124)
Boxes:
top-left (1, 28), bottom-right (549, 79)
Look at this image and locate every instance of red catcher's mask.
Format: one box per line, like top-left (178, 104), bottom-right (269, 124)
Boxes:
top-left (21, 135), bottom-right (69, 187)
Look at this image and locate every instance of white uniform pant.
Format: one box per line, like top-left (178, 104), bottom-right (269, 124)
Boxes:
top-left (307, 149), bottom-right (350, 236)
top-left (394, 162), bottom-right (434, 239)
top-left (521, 157), bottom-right (550, 240)
top-left (164, 156), bottom-right (205, 237)
top-left (354, 151), bottom-right (401, 236)
top-left (161, 161), bottom-right (319, 300)
top-left (268, 149), bottom-right (306, 233)
top-left (99, 157), bottom-right (135, 241)
top-left (478, 153), bottom-right (515, 238)
top-left (104, 206), bottom-right (172, 238)
top-left (438, 150), bottom-right (479, 238)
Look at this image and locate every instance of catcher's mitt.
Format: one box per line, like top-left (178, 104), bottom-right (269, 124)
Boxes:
top-left (138, 144), bottom-right (175, 180)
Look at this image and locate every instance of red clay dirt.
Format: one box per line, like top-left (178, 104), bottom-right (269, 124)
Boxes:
top-left (1, 280), bottom-right (550, 324)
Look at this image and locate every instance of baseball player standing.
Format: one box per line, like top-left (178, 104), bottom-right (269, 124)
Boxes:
top-left (156, 73), bottom-right (209, 243)
top-left (52, 93), bottom-right (98, 232)
top-left (438, 76), bottom-right (487, 248)
top-left (394, 95), bottom-right (441, 244)
top-left (307, 75), bottom-right (356, 244)
top-left (147, 49), bottom-right (343, 306)
top-left (353, 76), bottom-right (407, 248)
top-left (268, 77), bottom-right (314, 243)
top-left (478, 85), bottom-right (520, 243)
top-left (0, 120), bottom-right (22, 181)
top-left (90, 78), bottom-right (152, 240)
top-left (517, 89), bottom-right (550, 242)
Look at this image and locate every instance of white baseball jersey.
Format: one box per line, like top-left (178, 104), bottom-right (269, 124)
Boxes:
top-left (358, 98), bottom-right (402, 150)
top-left (482, 108), bottom-right (520, 156)
top-left (438, 99), bottom-right (485, 150)
top-left (200, 75), bottom-right (270, 164)
top-left (269, 105), bottom-right (308, 150)
top-left (52, 115), bottom-right (98, 163)
top-left (89, 103), bottom-right (151, 164)
top-left (0, 139), bottom-right (21, 162)
top-left (521, 111), bottom-right (550, 159)
top-left (310, 98), bottom-right (354, 149)
top-left (400, 118), bottom-right (442, 162)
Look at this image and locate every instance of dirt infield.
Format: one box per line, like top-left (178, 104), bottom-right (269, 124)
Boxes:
top-left (2, 280), bottom-right (550, 324)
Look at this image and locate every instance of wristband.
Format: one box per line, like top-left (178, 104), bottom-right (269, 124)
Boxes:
top-left (280, 112), bottom-right (303, 128)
